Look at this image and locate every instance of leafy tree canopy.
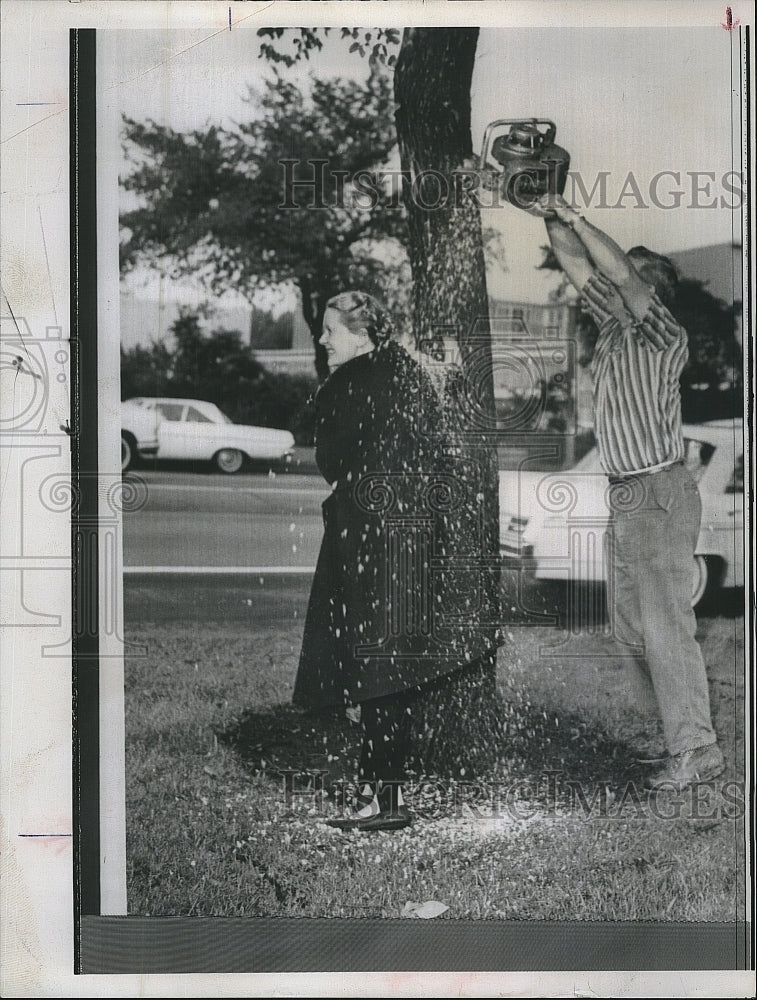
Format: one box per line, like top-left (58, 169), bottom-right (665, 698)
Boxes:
top-left (121, 70), bottom-right (403, 293)
top-left (257, 27), bottom-right (401, 67)
top-left (120, 68), bottom-right (407, 377)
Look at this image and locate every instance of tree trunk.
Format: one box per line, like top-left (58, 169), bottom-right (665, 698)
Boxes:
top-left (299, 274), bottom-right (335, 382)
top-left (394, 28), bottom-right (503, 777)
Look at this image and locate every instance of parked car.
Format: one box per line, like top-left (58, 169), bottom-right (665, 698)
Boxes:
top-left (121, 397), bottom-right (295, 474)
top-left (499, 420), bottom-right (744, 606)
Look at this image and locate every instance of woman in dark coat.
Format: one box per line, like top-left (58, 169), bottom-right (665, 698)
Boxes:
top-left (293, 291), bottom-right (495, 831)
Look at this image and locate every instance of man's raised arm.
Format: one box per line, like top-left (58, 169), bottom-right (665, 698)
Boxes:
top-left (537, 199), bottom-right (627, 327)
top-left (543, 214), bottom-right (596, 294)
top-left (547, 195), bottom-right (653, 320)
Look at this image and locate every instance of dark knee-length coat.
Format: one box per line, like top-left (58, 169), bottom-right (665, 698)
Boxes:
top-left (293, 339), bottom-right (497, 710)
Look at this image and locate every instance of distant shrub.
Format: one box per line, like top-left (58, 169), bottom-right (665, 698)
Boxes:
top-left (121, 307), bottom-right (317, 445)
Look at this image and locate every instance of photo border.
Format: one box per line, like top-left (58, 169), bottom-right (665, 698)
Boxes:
top-left (78, 13), bottom-right (753, 977)
top-left (2, 1), bottom-right (753, 994)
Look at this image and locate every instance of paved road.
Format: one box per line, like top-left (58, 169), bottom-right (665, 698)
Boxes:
top-left (123, 468), bottom-right (330, 569)
top-left (121, 467), bottom-right (567, 627)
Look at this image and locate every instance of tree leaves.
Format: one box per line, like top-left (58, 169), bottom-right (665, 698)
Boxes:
top-left (121, 74), bottom-right (405, 288)
top-left (120, 72), bottom-right (409, 375)
top-left (257, 26), bottom-right (400, 67)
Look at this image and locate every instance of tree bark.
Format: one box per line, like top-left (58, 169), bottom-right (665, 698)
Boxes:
top-left (394, 28), bottom-right (503, 776)
top-left (395, 29), bottom-right (488, 345)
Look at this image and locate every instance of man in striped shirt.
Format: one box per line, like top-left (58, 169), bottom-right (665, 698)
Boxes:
top-left (535, 192), bottom-right (724, 791)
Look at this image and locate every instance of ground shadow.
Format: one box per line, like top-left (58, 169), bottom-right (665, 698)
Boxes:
top-left (220, 704), bottom-right (364, 790)
top-left (219, 694), bottom-right (649, 808)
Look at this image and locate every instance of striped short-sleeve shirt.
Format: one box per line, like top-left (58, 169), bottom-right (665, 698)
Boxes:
top-left (581, 273), bottom-right (688, 477)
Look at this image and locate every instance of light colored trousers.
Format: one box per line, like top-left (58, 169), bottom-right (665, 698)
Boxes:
top-left (607, 462), bottom-right (717, 756)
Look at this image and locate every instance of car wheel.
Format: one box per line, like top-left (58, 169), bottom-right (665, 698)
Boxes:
top-left (691, 554), bottom-right (708, 607)
top-left (121, 433), bottom-right (135, 473)
top-left (214, 448), bottom-right (244, 474)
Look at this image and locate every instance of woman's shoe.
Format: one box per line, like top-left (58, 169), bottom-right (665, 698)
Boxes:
top-left (357, 783), bottom-right (411, 832)
top-left (357, 804), bottom-right (411, 832)
top-left (326, 813), bottom-right (369, 830)
top-left (326, 787), bottom-right (377, 829)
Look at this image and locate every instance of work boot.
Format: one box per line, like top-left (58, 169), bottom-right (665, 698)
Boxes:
top-left (326, 785), bottom-right (377, 830)
top-left (629, 733), bottom-right (668, 765)
top-left (645, 742), bottom-right (724, 792)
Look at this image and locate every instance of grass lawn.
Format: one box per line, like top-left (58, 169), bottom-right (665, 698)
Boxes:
top-left (124, 584), bottom-right (747, 920)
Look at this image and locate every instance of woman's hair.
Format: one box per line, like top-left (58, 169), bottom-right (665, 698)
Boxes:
top-left (325, 291), bottom-right (396, 346)
top-left (627, 246), bottom-right (679, 308)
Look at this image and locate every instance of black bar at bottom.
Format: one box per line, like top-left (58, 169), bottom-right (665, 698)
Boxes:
top-left (80, 918), bottom-right (749, 974)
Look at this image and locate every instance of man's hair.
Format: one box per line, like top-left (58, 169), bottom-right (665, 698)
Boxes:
top-left (325, 291), bottom-right (395, 345)
top-left (627, 246), bottom-right (679, 308)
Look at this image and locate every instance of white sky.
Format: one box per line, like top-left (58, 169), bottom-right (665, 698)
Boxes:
top-left (113, 23), bottom-right (742, 309)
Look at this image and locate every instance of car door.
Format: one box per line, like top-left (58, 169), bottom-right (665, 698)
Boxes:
top-left (155, 401), bottom-right (189, 459)
top-left (182, 403), bottom-right (220, 460)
